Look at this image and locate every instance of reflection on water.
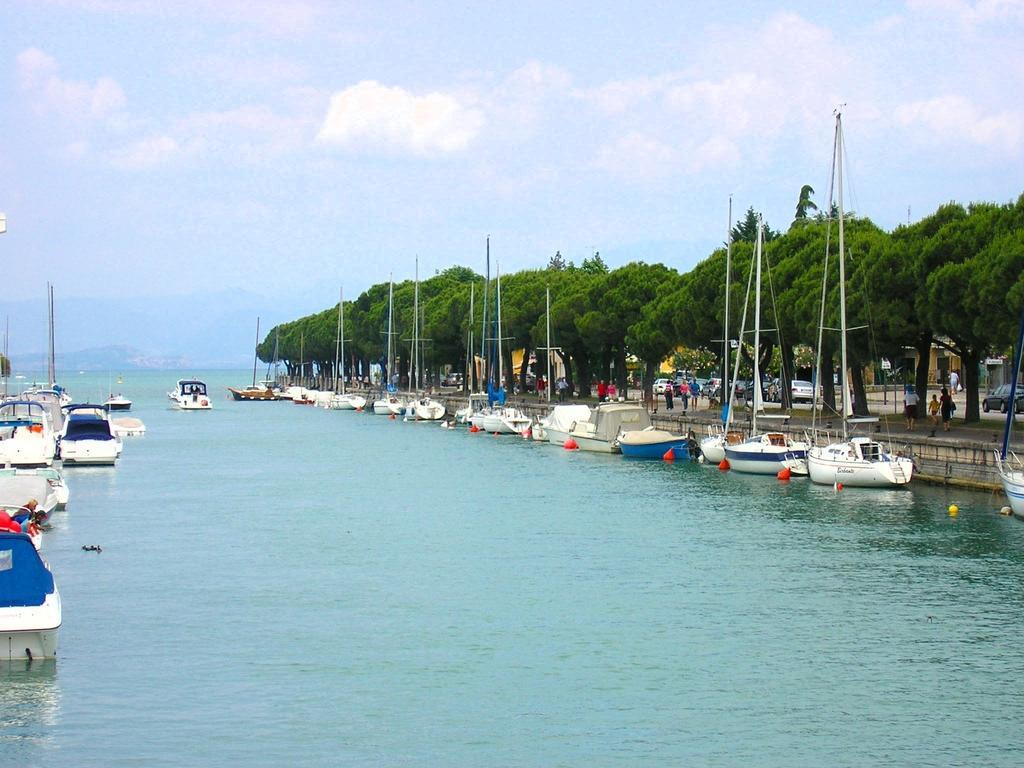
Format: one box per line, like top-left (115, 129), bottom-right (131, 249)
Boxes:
top-left (0, 659), bottom-right (60, 757)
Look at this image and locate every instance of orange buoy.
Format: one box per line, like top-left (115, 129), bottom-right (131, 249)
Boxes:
top-left (663, 447), bottom-right (675, 462)
top-left (564, 438), bottom-right (578, 450)
top-left (834, 482), bottom-right (843, 492)
top-left (389, 414), bottom-right (396, 420)
top-left (777, 467), bottom-right (791, 481)
top-left (718, 458), bottom-right (730, 471)
top-left (469, 425), bottom-right (478, 433)
top-left (522, 428), bottom-right (532, 439)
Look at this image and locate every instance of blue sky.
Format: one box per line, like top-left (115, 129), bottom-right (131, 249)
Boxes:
top-left (2, 0), bottom-right (1022, 315)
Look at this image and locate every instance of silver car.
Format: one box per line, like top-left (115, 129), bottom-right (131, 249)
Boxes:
top-left (791, 379), bottom-right (814, 403)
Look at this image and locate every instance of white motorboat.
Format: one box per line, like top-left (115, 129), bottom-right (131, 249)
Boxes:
top-left (540, 404), bottom-right (592, 445)
top-left (0, 401), bottom-right (57, 467)
top-left (0, 475), bottom-right (60, 519)
top-left (0, 467), bottom-right (69, 509)
top-left (0, 531), bottom-right (61, 660)
top-left (805, 112), bottom-right (912, 488)
top-left (58, 405), bottom-right (121, 466)
top-left (104, 394), bottom-right (132, 411)
top-left (567, 402), bottom-right (651, 453)
top-left (169, 380), bottom-right (212, 410)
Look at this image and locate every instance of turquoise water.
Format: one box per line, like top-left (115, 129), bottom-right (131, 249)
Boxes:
top-left (3, 370), bottom-right (1024, 766)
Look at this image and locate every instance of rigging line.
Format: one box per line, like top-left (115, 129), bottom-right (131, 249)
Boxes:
top-left (762, 240), bottom-right (792, 401)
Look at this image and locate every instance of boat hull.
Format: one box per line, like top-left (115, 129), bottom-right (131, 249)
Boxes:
top-left (619, 438), bottom-right (690, 459)
top-left (807, 452), bottom-right (914, 487)
top-left (2, 627), bottom-right (60, 661)
top-left (724, 446), bottom-right (807, 475)
top-left (570, 435), bottom-right (620, 453)
top-left (997, 464), bottom-right (1024, 517)
top-left (59, 440), bottom-right (120, 466)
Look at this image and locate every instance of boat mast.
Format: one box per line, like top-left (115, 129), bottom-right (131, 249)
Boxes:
top-left (546, 285), bottom-right (552, 403)
top-left (496, 261), bottom-right (503, 392)
top-left (466, 282), bottom-right (475, 392)
top-left (1001, 309), bottom-right (1024, 459)
top-left (836, 110), bottom-right (850, 436)
top-left (413, 258), bottom-right (420, 392)
top-left (482, 237), bottom-right (490, 389)
top-left (251, 316), bottom-right (261, 388)
top-left (723, 196), bottom-right (732, 415)
top-left (752, 218), bottom-right (763, 435)
top-left (812, 116), bottom-right (841, 433)
top-left (47, 283), bottom-right (55, 388)
top-left (386, 275), bottom-right (394, 391)
top-left (2, 315), bottom-right (8, 398)
top-left (334, 286), bottom-right (344, 395)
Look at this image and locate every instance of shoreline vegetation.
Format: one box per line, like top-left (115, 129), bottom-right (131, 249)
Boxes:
top-left (261, 194), bottom-right (1024, 426)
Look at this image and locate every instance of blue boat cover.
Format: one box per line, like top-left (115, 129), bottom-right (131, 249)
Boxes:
top-left (0, 533), bottom-right (55, 607)
top-left (64, 414), bottom-right (115, 441)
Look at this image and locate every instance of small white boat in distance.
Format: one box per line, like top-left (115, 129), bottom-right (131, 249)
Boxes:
top-left (58, 405), bottom-right (122, 466)
top-left (408, 397), bottom-right (446, 421)
top-left (110, 417), bottom-right (146, 438)
top-left (0, 467), bottom-right (69, 509)
top-left (482, 406), bottom-right (531, 434)
top-left (0, 401), bottom-right (57, 467)
top-left (104, 394), bottom-right (132, 411)
top-left (0, 531), bottom-right (62, 660)
top-left (329, 393), bottom-right (367, 411)
top-left (169, 380), bottom-right (212, 410)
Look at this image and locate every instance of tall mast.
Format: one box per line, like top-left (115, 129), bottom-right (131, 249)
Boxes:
top-left (723, 196), bottom-right (732, 410)
top-left (47, 283), bottom-right (55, 388)
top-left (386, 276), bottom-right (394, 390)
top-left (496, 261), bottom-right (503, 391)
top-left (752, 219), bottom-right (763, 435)
top-left (466, 282), bottom-right (475, 391)
top-left (2, 315), bottom-right (8, 398)
top-left (251, 316), bottom-right (261, 388)
top-left (334, 286), bottom-right (344, 395)
top-left (836, 111), bottom-right (850, 435)
top-left (413, 258), bottom-right (420, 391)
top-left (482, 237), bottom-right (491, 388)
top-left (546, 285), bottom-right (552, 403)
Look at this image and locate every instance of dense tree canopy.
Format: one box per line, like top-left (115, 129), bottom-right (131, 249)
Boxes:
top-left (263, 194), bottom-right (1024, 422)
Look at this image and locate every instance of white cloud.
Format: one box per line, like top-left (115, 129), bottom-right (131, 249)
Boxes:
top-left (316, 80), bottom-right (484, 155)
top-left (593, 132), bottom-right (680, 181)
top-left (894, 95), bottom-right (1022, 152)
top-left (907, 0), bottom-right (1024, 25)
top-left (108, 135), bottom-right (189, 170)
top-left (17, 47), bottom-right (126, 121)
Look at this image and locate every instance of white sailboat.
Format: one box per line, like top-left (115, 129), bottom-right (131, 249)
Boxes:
top-left (724, 219), bottom-right (808, 475)
top-left (806, 111), bottom-right (914, 488)
top-left (702, 197), bottom-right (748, 464)
top-left (481, 262), bottom-right (527, 434)
top-left (996, 310), bottom-right (1024, 516)
top-left (372, 278), bottom-right (406, 416)
top-left (406, 260), bottom-right (444, 422)
top-left (329, 287), bottom-right (367, 411)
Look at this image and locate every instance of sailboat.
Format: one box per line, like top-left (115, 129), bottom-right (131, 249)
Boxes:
top-left (405, 260), bottom-right (445, 422)
top-left (373, 278), bottom-right (405, 416)
top-left (229, 317), bottom-right (277, 401)
top-left (329, 287), bottom-right (367, 411)
top-left (723, 219), bottom-right (809, 475)
top-left (292, 333), bottom-right (315, 404)
top-left (481, 262), bottom-right (529, 434)
top-left (702, 197), bottom-right (748, 463)
top-left (995, 310), bottom-right (1024, 516)
top-left (806, 111), bottom-right (914, 487)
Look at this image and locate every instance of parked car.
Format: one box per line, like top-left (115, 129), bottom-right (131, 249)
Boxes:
top-left (442, 372), bottom-right (463, 387)
top-left (653, 378), bottom-right (672, 395)
top-left (791, 379), bottom-right (814, 403)
top-left (982, 384), bottom-right (1024, 414)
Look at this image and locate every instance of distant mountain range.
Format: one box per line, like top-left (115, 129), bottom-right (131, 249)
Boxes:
top-left (1, 287), bottom-right (330, 370)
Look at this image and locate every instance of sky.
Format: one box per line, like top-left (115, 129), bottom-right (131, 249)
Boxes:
top-left (2, 0), bottom-right (1023, 355)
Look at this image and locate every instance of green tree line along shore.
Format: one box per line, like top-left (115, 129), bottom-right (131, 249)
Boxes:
top-left (260, 194), bottom-right (1024, 424)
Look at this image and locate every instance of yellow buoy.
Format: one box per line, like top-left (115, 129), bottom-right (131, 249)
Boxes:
top-left (948, 504), bottom-right (959, 516)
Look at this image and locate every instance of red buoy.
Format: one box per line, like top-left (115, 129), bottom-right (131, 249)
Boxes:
top-left (663, 447), bottom-right (675, 462)
top-left (718, 458), bottom-right (730, 471)
top-left (564, 438), bottom-right (578, 450)
top-left (777, 467), bottom-right (791, 481)
top-left (469, 425), bottom-right (479, 433)
top-left (835, 482), bottom-right (844, 492)
top-left (388, 414), bottom-right (396, 420)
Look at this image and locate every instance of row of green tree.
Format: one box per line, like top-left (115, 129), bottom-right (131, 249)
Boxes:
top-left (261, 193), bottom-right (1024, 423)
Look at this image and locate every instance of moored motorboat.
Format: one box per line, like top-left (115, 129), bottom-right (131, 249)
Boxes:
top-left (618, 427), bottom-right (693, 459)
top-left (227, 385), bottom-right (277, 401)
top-left (58, 404), bottom-right (121, 466)
top-left (0, 401), bottom-right (57, 467)
top-left (0, 531), bottom-right (61, 660)
top-left (481, 406), bottom-right (530, 434)
top-left (567, 402), bottom-right (651, 453)
top-left (168, 380), bottom-right (212, 410)
top-left (110, 417), bottom-right (146, 438)
top-left (0, 467), bottom-right (69, 509)
top-left (329, 393), bottom-right (367, 410)
top-left (541, 404), bottom-right (592, 446)
top-left (0, 474), bottom-right (60, 520)
top-left (408, 397), bottom-right (446, 421)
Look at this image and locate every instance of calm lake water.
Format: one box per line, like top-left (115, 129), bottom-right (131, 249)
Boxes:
top-left (3, 370), bottom-right (1024, 767)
